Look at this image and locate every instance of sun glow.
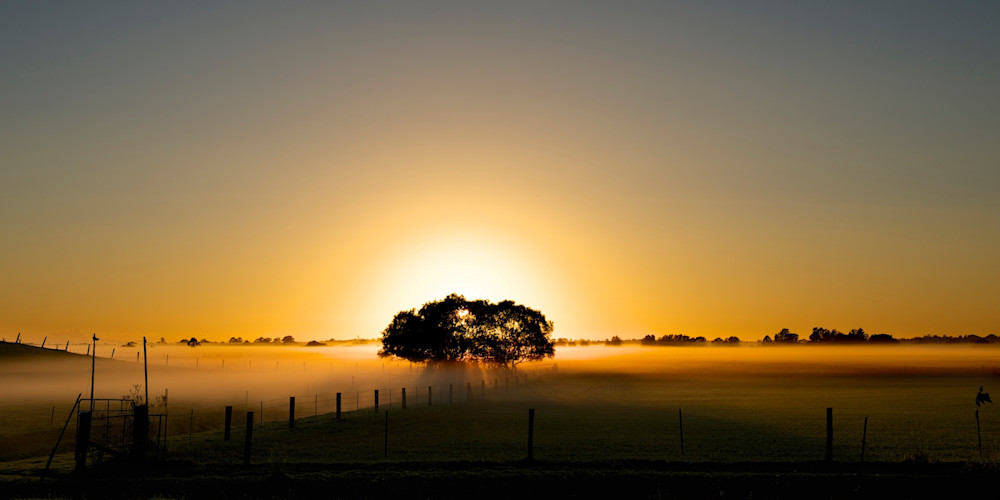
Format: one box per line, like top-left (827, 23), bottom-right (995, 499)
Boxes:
top-left (321, 225), bottom-right (568, 338)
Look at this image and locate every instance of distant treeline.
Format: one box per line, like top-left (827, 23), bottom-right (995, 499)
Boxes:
top-left (151, 336), bottom-right (377, 347)
top-left (599, 328), bottom-right (1000, 346)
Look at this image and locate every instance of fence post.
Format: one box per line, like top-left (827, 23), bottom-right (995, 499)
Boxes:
top-left (224, 406), bottom-right (233, 441)
top-left (481, 380), bottom-right (486, 396)
top-left (374, 390), bottom-right (379, 412)
top-left (679, 408), bottom-right (685, 456)
top-left (826, 407), bottom-right (833, 462)
top-left (860, 416), bottom-right (868, 463)
top-left (336, 393), bottom-right (342, 420)
top-left (428, 386), bottom-right (432, 406)
top-left (244, 412), bottom-right (254, 465)
top-left (133, 404), bottom-right (149, 459)
top-left (527, 408), bottom-right (535, 460)
top-left (75, 411), bottom-right (91, 471)
top-left (977, 409), bottom-right (983, 455)
top-left (401, 388), bottom-right (407, 410)
top-left (289, 397), bottom-right (295, 428)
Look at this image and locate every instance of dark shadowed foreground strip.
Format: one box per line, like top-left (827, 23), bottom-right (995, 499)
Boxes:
top-left (1, 460), bottom-right (996, 499)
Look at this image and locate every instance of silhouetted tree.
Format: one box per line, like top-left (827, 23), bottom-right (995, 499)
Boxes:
top-left (809, 327), bottom-right (831, 343)
top-left (808, 327), bottom-right (871, 344)
top-left (379, 294), bottom-right (554, 369)
top-left (774, 328), bottom-right (799, 343)
top-left (846, 328), bottom-right (868, 343)
top-left (228, 337), bottom-right (243, 344)
top-left (641, 335), bottom-right (658, 346)
top-left (186, 337), bottom-right (200, 347)
top-left (605, 336), bottom-right (623, 346)
top-left (868, 333), bottom-right (898, 344)
top-left (761, 335), bottom-right (773, 343)
top-left (281, 335), bottom-right (296, 344)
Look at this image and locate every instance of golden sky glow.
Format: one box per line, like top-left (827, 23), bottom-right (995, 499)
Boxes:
top-left (1, 2), bottom-right (998, 344)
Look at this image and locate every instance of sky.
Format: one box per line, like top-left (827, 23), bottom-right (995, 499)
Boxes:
top-left (2, 1), bottom-right (998, 344)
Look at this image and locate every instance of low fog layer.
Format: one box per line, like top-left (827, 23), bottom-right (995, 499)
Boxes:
top-left (6, 342), bottom-right (999, 407)
top-left (1, 343), bottom-right (505, 407)
top-left (554, 344), bottom-right (1000, 376)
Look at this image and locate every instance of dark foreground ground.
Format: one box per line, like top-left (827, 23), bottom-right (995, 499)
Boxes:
top-left (2, 460), bottom-right (997, 500)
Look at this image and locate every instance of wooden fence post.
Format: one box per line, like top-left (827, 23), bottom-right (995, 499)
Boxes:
top-left (374, 390), bottom-right (379, 412)
top-left (336, 393), bottom-right (342, 420)
top-left (75, 411), bottom-right (91, 472)
top-left (527, 408), bottom-right (535, 460)
top-left (133, 404), bottom-right (149, 459)
top-left (224, 406), bottom-right (233, 441)
top-left (977, 409), bottom-right (983, 455)
top-left (428, 386), bottom-right (432, 406)
top-left (826, 407), bottom-right (833, 462)
top-left (401, 388), bottom-right (407, 409)
top-left (481, 380), bottom-right (485, 396)
top-left (679, 408), bottom-right (685, 456)
top-left (244, 412), bottom-right (254, 465)
top-left (860, 416), bottom-right (868, 463)
top-left (289, 397), bottom-right (295, 428)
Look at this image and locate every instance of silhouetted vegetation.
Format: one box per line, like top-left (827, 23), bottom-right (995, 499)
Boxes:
top-left (637, 334), bottom-right (712, 346)
top-left (554, 338), bottom-right (589, 347)
top-left (378, 294), bottom-right (555, 369)
top-left (773, 329), bottom-right (798, 343)
top-left (623, 327), bottom-right (998, 346)
top-left (905, 334), bottom-right (1000, 344)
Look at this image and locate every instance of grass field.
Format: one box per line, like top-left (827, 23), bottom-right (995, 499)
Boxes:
top-left (5, 343), bottom-right (1000, 465)
top-left (4, 343), bottom-right (1000, 498)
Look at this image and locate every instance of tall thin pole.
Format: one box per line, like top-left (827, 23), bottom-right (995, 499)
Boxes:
top-left (826, 407), bottom-right (834, 462)
top-left (679, 408), bottom-right (685, 456)
top-left (977, 409), bottom-right (983, 455)
top-left (143, 337), bottom-right (149, 407)
top-left (860, 416), bottom-right (868, 463)
top-left (90, 334), bottom-right (98, 412)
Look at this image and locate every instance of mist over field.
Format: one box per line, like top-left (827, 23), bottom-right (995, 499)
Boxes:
top-left (5, 342), bottom-right (999, 406)
top-left (554, 344), bottom-right (1000, 377)
top-left (4, 341), bottom-right (1000, 465)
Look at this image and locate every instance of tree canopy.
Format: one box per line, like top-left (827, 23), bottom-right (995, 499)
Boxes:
top-left (378, 294), bottom-right (555, 369)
